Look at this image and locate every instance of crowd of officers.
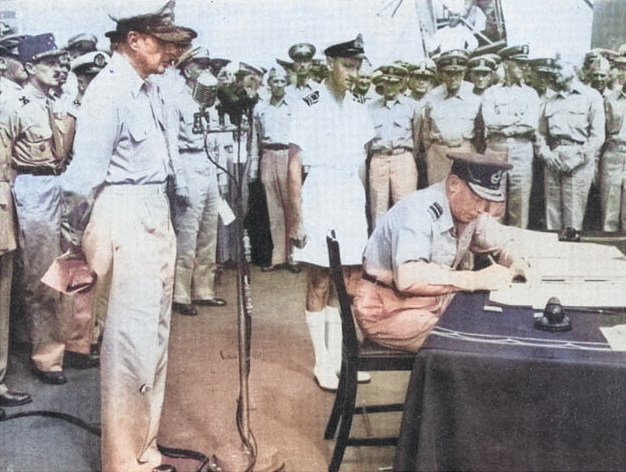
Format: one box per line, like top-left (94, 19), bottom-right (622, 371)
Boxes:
top-left (1, 13), bottom-right (626, 433)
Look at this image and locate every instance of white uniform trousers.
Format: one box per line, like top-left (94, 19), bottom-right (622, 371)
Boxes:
top-left (173, 152), bottom-right (219, 303)
top-left (83, 184), bottom-right (176, 472)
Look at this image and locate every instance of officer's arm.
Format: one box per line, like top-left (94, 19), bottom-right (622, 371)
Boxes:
top-left (582, 91), bottom-right (606, 170)
top-left (248, 106), bottom-right (261, 180)
top-left (287, 143), bottom-right (305, 245)
top-left (61, 90), bottom-right (117, 248)
top-left (395, 260), bottom-right (514, 295)
top-left (421, 102), bottom-right (434, 149)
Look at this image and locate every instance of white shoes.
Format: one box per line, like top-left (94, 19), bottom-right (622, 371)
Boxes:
top-left (313, 364), bottom-right (371, 391)
top-left (357, 371), bottom-right (371, 383)
top-left (314, 364), bottom-right (340, 391)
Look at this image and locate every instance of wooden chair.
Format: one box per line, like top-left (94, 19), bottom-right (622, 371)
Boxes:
top-left (324, 230), bottom-right (416, 472)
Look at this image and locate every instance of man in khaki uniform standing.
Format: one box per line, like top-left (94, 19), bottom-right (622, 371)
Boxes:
top-left (0, 33), bottom-right (73, 385)
top-left (482, 45), bottom-right (541, 228)
top-left (0, 37), bottom-right (32, 409)
top-left (61, 2), bottom-right (195, 470)
top-left (421, 49), bottom-right (483, 185)
top-left (537, 57), bottom-right (605, 231)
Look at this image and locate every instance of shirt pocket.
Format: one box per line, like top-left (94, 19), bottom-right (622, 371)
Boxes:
top-left (23, 122), bottom-right (52, 143)
top-left (127, 106), bottom-right (157, 144)
top-left (565, 99), bottom-right (589, 130)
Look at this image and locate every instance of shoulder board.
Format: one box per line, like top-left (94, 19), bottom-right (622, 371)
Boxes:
top-left (302, 90), bottom-right (320, 106)
top-left (427, 202), bottom-right (443, 221)
top-left (352, 93), bottom-right (367, 104)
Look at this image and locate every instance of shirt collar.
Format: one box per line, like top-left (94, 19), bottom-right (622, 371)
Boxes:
top-left (272, 96), bottom-right (288, 107)
top-left (383, 96), bottom-right (402, 108)
top-left (557, 78), bottom-right (585, 98)
top-left (22, 82), bottom-right (47, 101)
top-left (110, 52), bottom-right (151, 99)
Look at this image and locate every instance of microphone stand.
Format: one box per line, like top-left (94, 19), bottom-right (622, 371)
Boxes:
top-left (195, 106), bottom-right (263, 472)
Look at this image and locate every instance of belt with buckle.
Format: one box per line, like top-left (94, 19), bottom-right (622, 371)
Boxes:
top-left (374, 146), bottom-right (412, 156)
top-left (488, 131), bottom-right (534, 141)
top-left (549, 137), bottom-right (584, 150)
top-left (13, 165), bottom-right (62, 176)
top-left (263, 143), bottom-right (289, 151)
top-left (362, 272), bottom-right (394, 289)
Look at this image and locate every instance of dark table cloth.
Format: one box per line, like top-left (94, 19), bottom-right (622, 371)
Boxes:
top-left (394, 291), bottom-right (626, 472)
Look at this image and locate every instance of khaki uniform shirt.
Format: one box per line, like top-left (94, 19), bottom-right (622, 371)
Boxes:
top-left (369, 95), bottom-right (416, 151)
top-left (0, 83), bottom-right (60, 172)
top-left (62, 52), bottom-right (175, 245)
top-left (481, 83), bottom-right (540, 136)
top-left (0, 79), bottom-right (18, 255)
top-left (421, 81), bottom-right (482, 149)
top-left (604, 88), bottom-right (626, 144)
top-left (538, 79), bottom-right (605, 160)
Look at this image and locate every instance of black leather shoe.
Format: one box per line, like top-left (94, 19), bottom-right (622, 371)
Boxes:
top-left (172, 302), bottom-right (198, 316)
top-left (32, 368), bottom-right (67, 385)
top-left (0, 391), bottom-right (32, 407)
top-left (287, 263), bottom-right (302, 273)
top-left (192, 298), bottom-right (227, 307)
top-left (152, 464), bottom-right (176, 472)
top-left (64, 350), bottom-right (100, 369)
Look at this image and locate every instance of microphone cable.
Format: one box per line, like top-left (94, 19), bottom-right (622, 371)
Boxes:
top-left (0, 408), bottom-right (220, 471)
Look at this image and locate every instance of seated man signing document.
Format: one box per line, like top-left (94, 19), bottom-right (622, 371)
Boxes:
top-left (353, 152), bottom-right (530, 351)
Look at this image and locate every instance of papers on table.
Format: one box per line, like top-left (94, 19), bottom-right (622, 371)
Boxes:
top-left (489, 240), bottom-right (626, 309)
top-left (600, 325), bottom-right (626, 351)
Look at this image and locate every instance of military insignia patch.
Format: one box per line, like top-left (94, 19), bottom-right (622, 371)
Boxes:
top-left (19, 96), bottom-right (29, 105)
top-left (302, 90), bottom-right (320, 106)
top-left (491, 170), bottom-right (503, 186)
top-left (355, 34), bottom-right (364, 49)
top-left (427, 202), bottom-right (443, 221)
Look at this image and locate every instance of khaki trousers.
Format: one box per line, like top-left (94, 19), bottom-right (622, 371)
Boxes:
top-left (486, 136), bottom-right (534, 228)
top-left (0, 251), bottom-right (13, 395)
top-left (368, 150), bottom-right (418, 228)
top-left (544, 144), bottom-right (594, 231)
top-left (600, 146), bottom-right (626, 231)
top-left (425, 141), bottom-right (475, 186)
top-left (260, 149), bottom-right (290, 266)
top-left (172, 152), bottom-right (219, 303)
top-left (83, 184), bottom-right (175, 472)
top-left (352, 278), bottom-right (453, 352)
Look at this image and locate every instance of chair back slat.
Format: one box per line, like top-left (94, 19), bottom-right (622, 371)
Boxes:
top-left (326, 230), bottom-right (359, 357)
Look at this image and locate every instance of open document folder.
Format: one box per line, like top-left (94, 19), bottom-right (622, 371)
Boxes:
top-left (489, 232), bottom-right (626, 309)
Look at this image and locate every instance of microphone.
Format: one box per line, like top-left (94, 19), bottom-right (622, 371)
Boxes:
top-left (535, 297), bottom-right (572, 332)
top-left (192, 71), bottom-right (219, 109)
